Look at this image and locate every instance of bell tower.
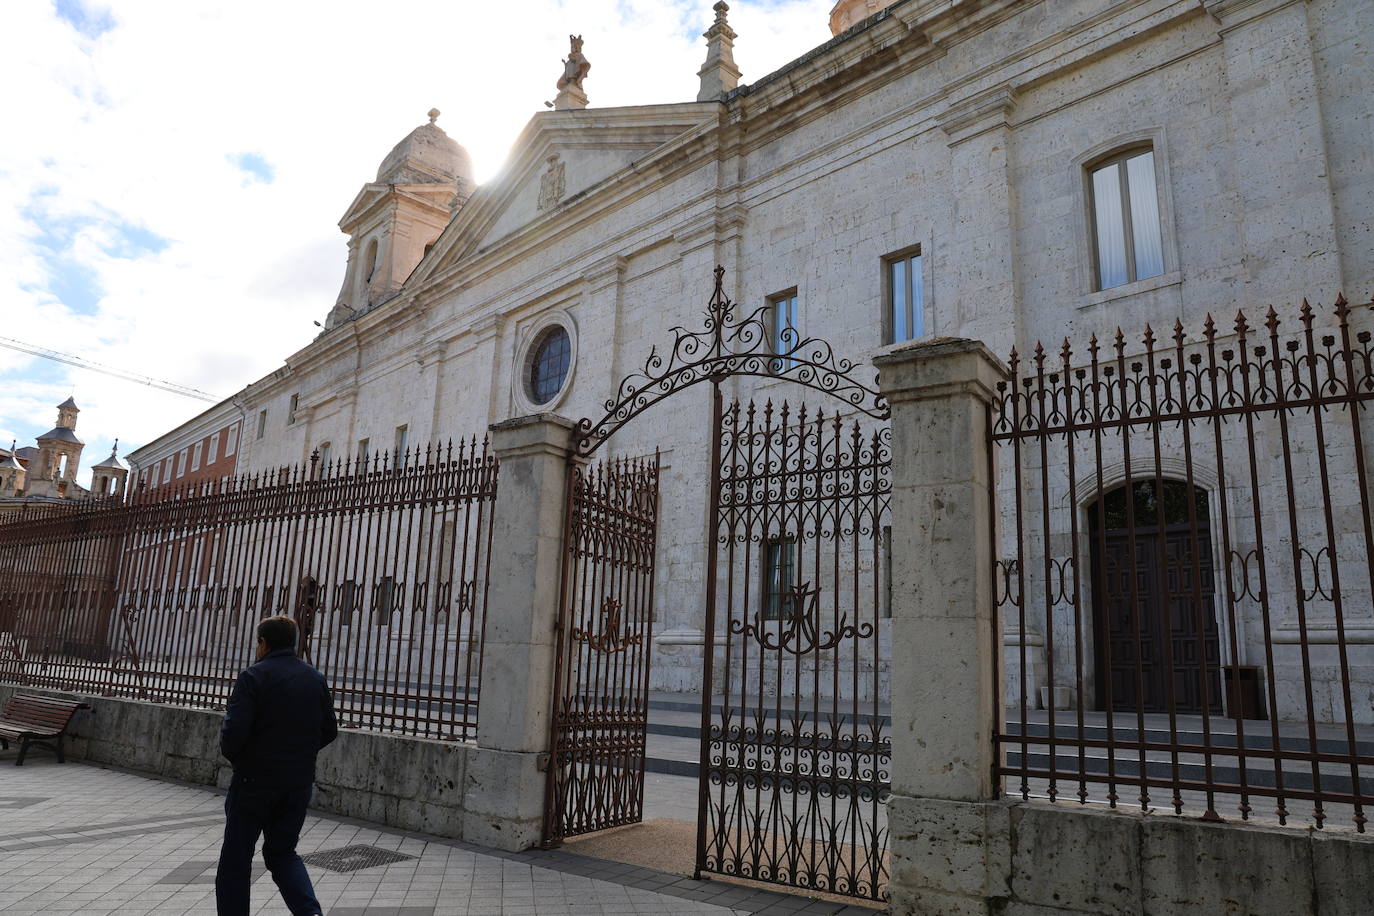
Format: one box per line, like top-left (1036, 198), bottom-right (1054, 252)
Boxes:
top-left (34, 397), bottom-right (85, 490)
top-left (325, 110), bottom-right (476, 330)
top-left (90, 441), bottom-right (129, 500)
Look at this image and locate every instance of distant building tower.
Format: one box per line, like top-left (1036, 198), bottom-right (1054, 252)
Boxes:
top-left (90, 441), bottom-right (129, 500)
top-left (0, 441), bottom-right (24, 497)
top-left (33, 397), bottom-right (85, 492)
top-left (324, 110), bottom-right (476, 330)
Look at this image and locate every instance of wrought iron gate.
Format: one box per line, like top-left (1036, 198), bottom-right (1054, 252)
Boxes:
top-left (549, 267), bottom-right (892, 899)
top-left (543, 455), bottom-right (661, 844)
top-left (697, 397), bottom-right (891, 899)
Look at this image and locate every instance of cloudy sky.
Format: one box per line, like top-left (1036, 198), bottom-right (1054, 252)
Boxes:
top-left (0, 0), bottom-right (833, 483)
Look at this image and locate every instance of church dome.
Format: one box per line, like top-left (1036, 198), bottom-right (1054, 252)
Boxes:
top-left (375, 109), bottom-right (474, 186)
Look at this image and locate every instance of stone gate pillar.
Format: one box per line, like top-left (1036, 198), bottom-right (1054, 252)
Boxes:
top-left (874, 338), bottom-right (1008, 915)
top-left (462, 413), bottom-right (576, 851)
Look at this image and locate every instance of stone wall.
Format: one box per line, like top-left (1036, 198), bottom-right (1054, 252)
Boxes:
top-left (888, 795), bottom-right (1374, 915)
top-left (0, 684), bottom-right (521, 845)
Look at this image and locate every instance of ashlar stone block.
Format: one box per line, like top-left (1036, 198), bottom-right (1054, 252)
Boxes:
top-left (1139, 815), bottom-right (1313, 916)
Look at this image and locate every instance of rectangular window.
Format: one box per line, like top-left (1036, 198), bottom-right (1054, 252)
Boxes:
top-left (358, 438), bottom-right (370, 464)
top-left (374, 576), bottom-right (396, 627)
top-left (190, 441), bottom-right (202, 472)
top-left (769, 290), bottom-right (799, 371)
top-left (762, 535), bottom-right (796, 621)
top-left (1090, 148), bottom-right (1164, 291)
top-left (175, 450), bottom-right (187, 478)
top-left (317, 442), bottom-right (332, 469)
top-left (394, 425), bottom-right (409, 457)
top-left (336, 580), bottom-right (357, 627)
top-left (287, 394), bottom-right (299, 425)
top-left (256, 410), bottom-right (267, 440)
top-left (225, 425), bottom-right (238, 456)
top-left (208, 432), bottom-right (220, 464)
top-left (884, 248), bottom-right (925, 344)
top-left (881, 525), bottom-right (893, 619)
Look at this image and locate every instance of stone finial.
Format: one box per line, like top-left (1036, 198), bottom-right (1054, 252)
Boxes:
top-left (697, 2), bottom-right (741, 102)
top-left (428, 108), bottom-right (440, 125)
top-left (552, 34), bottom-right (590, 110)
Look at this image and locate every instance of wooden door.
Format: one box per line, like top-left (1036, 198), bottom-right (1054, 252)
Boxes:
top-left (1090, 482), bottom-right (1221, 715)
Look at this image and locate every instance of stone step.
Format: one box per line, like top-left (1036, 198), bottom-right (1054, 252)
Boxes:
top-left (1008, 748), bottom-right (1374, 798)
top-left (1006, 720), bottom-right (1374, 758)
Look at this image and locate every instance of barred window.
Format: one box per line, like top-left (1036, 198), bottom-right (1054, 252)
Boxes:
top-left (762, 536), bottom-right (796, 620)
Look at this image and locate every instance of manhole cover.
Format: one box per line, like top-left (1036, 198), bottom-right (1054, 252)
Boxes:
top-left (301, 844), bottom-right (417, 873)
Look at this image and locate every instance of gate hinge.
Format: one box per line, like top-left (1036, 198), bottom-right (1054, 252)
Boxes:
top-left (536, 752), bottom-right (550, 772)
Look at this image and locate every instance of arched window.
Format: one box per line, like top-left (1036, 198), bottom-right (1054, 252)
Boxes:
top-left (362, 238), bottom-right (379, 283)
top-left (1087, 147), bottom-right (1164, 291)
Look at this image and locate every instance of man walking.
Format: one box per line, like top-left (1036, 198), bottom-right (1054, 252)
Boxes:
top-left (216, 615), bottom-right (338, 916)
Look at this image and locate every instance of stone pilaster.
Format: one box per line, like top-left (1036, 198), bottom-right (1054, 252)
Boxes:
top-left (1206, 0), bottom-right (1343, 298)
top-left (696, 2), bottom-right (741, 102)
top-left (874, 338), bottom-right (1011, 915)
top-left (937, 87), bottom-right (1021, 359)
top-left (462, 413), bottom-right (576, 851)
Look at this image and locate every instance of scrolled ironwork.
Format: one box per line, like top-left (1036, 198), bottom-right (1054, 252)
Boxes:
top-left (573, 265), bottom-right (889, 457)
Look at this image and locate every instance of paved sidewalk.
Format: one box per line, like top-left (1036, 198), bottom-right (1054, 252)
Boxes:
top-left (0, 758), bottom-right (879, 915)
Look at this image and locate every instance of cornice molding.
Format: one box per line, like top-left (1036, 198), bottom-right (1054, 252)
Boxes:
top-left (1202, 0), bottom-right (1308, 24)
top-left (582, 254), bottom-right (628, 294)
top-left (938, 84), bottom-right (1017, 138)
top-left (671, 202), bottom-right (748, 256)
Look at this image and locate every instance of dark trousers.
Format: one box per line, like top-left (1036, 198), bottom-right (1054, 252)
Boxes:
top-left (215, 778), bottom-right (322, 916)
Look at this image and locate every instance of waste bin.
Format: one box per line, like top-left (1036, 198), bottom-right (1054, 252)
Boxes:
top-left (1224, 665), bottom-right (1266, 720)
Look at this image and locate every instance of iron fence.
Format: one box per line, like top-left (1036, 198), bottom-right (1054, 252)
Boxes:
top-left (992, 296), bottom-right (1374, 831)
top-left (0, 439), bottom-right (498, 741)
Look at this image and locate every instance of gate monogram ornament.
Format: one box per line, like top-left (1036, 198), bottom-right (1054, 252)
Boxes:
top-left (728, 582), bottom-right (874, 655)
top-left (571, 596), bottom-right (642, 654)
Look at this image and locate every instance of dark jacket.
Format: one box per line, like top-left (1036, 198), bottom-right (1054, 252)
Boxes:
top-left (220, 647), bottom-right (338, 787)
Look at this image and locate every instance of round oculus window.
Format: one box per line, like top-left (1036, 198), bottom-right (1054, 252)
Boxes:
top-left (527, 325), bottom-right (571, 405)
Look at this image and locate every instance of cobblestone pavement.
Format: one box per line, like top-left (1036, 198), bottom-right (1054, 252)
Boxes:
top-left (0, 759), bottom-right (879, 915)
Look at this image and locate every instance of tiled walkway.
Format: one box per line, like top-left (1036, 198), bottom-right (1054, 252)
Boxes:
top-left (0, 759), bottom-right (879, 915)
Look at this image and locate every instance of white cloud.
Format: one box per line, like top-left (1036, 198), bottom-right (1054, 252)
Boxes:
top-left (0, 0), bottom-right (834, 483)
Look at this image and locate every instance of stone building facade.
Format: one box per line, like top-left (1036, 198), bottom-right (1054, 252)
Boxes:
top-left (131, 0), bottom-right (1373, 713)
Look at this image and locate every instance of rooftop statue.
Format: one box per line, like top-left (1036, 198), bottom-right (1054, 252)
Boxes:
top-left (558, 34), bottom-right (590, 92)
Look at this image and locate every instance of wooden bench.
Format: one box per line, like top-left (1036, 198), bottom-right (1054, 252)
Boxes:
top-left (0, 694), bottom-right (89, 766)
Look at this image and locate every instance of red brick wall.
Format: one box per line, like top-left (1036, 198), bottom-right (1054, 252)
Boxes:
top-left (139, 421), bottom-right (242, 495)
